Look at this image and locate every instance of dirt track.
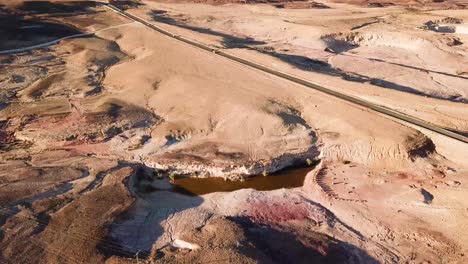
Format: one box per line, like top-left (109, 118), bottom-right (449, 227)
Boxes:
top-left (1, 1), bottom-right (468, 263)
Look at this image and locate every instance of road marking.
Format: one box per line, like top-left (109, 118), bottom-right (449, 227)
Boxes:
top-left (9, 2), bottom-right (467, 144)
top-left (102, 3), bottom-right (468, 144)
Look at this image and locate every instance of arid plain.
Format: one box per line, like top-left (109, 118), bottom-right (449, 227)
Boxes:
top-left (0, 0), bottom-right (467, 263)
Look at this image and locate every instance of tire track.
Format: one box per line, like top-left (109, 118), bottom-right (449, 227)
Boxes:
top-left (313, 166), bottom-right (368, 203)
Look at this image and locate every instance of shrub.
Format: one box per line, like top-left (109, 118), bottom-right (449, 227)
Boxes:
top-left (168, 172), bottom-right (176, 182)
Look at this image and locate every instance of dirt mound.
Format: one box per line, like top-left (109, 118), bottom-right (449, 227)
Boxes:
top-left (321, 32), bottom-right (428, 52)
top-left (321, 32), bottom-right (362, 53)
top-left (145, 0), bottom-right (322, 6)
top-left (423, 21), bottom-right (456, 33)
top-left (273, 1), bottom-right (330, 9)
top-left (0, 14), bottom-right (83, 50)
top-left (0, 165), bottom-right (86, 207)
top-left (437, 17), bottom-right (464, 24)
top-left (109, 0), bottom-right (144, 10)
top-left (17, 99), bottom-right (160, 144)
top-left (0, 0), bottom-right (95, 9)
top-left (155, 217), bottom-right (375, 263)
top-left (405, 132), bottom-right (436, 160)
top-left (423, 17), bottom-right (465, 33)
top-left (440, 36), bottom-right (463, 46)
top-left (329, 0), bottom-right (467, 9)
top-left (1, 2), bottom-right (468, 263)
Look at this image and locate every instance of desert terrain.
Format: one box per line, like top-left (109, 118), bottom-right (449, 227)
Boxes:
top-left (0, 0), bottom-right (467, 263)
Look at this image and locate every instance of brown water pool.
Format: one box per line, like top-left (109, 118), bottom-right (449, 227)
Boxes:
top-left (171, 166), bottom-right (313, 196)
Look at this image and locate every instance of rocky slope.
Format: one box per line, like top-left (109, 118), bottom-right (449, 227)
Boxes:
top-left (0, 1), bottom-right (467, 263)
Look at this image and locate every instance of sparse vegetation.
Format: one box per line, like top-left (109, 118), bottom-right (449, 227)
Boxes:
top-left (152, 80), bottom-right (160, 90)
top-left (156, 172), bottom-right (163, 180)
top-left (1, 1), bottom-right (467, 263)
top-left (168, 172), bottom-right (176, 182)
top-left (456, 70), bottom-right (468, 76)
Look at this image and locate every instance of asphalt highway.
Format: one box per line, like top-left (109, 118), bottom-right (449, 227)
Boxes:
top-left (4, 1), bottom-right (466, 144)
top-left (103, 3), bottom-right (468, 144)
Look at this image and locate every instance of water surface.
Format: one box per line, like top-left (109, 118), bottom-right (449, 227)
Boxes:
top-left (172, 166), bottom-right (313, 196)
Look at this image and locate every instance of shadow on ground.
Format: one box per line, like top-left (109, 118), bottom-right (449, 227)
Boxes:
top-left (15, 1), bottom-right (96, 14)
top-left (0, 3), bottom-right (90, 50)
top-left (99, 165), bottom-right (204, 258)
top-left (150, 10), bottom-right (266, 48)
top-left (149, 9), bottom-right (467, 103)
top-left (231, 216), bottom-right (379, 264)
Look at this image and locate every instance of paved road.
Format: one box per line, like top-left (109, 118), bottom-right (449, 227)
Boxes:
top-left (6, 2), bottom-right (466, 144)
top-left (0, 22), bottom-right (135, 55)
top-left (102, 3), bottom-right (468, 144)
top-left (0, 33), bottom-right (93, 55)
